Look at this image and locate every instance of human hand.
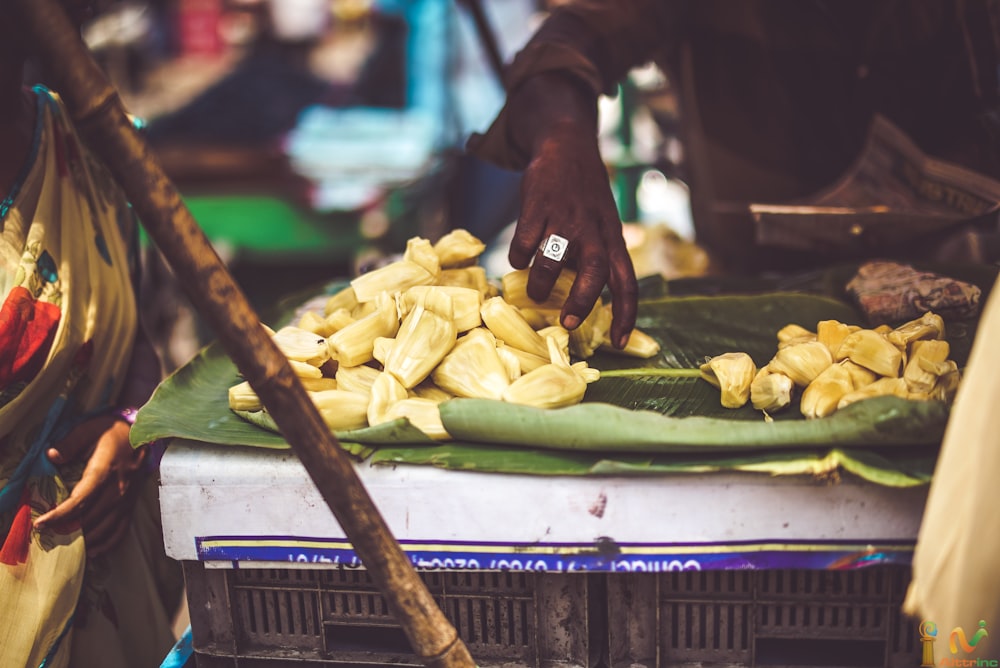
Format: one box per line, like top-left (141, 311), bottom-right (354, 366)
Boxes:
top-left (35, 413), bottom-right (148, 556)
top-left (509, 120), bottom-right (637, 348)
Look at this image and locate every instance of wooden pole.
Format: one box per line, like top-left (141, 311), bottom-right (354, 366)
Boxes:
top-left (12, 1), bottom-right (475, 666)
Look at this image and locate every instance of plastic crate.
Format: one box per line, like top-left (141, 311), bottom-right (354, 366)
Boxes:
top-left (183, 562), bottom-right (920, 667)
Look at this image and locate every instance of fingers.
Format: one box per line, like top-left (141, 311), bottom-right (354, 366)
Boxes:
top-left (560, 245), bottom-right (609, 330)
top-left (606, 242), bottom-right (639, 349)
top-left (47, 414), bottom-right (115, 465)
top-left (508, 180), bottom-right (549, 269)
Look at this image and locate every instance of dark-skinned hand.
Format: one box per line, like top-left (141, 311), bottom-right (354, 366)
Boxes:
top-left (35, 414), bottom-right (147, 557)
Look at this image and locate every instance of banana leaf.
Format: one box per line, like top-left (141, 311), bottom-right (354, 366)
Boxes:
top-left (132, 270), bottom-right (991, 486)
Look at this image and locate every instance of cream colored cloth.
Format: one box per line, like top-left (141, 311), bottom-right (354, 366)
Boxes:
top-left (904, 273), bottom-right (1000, 657)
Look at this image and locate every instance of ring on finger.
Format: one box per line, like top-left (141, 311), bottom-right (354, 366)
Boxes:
top-left (539, 234), bottom-right (569, 262)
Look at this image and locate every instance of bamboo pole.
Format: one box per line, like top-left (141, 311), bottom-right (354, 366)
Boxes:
top-left (13, 1), bottom-right (475, 666)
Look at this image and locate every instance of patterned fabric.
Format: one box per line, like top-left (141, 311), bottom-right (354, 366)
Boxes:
top-left (0, 87), bottom-right (178, 668)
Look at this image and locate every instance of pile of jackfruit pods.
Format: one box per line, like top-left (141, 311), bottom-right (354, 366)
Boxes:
top-left (699, 311), bottom-right (961, 420)
top-left (228, 229), bottom-right (661, 440)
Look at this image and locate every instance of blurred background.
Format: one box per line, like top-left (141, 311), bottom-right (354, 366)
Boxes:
top-left (72, 0), bottom-right (702, 370)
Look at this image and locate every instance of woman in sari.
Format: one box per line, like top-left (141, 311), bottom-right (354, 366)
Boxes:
top-left (0, 3), bottom-right (183, 666)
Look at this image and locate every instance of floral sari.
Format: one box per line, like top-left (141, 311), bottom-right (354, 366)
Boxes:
top-left (0, 87), bottom-right (180, 668)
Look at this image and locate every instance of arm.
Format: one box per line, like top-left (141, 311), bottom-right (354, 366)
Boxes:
top-left (469, 1), bottom-right (676, 347)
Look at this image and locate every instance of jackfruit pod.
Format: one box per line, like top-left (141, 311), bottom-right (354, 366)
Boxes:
top-left (750, 367), bottom-right (794, 413)
top-left (835, 329), bottom-right (902, 378)
top-left (287, 359), bottom-right (324, 379)
top-left (769, 341), bottom-right (833, 387)
top-left (372, 336), bottom-right (394, 366)
top-left (403, 285), bottom-right (482, 332)
top-left (432, 327), bottom-right (511, 399)
top-left (699, 352), bottom-right (756, 408)
top-left (350, 260), bottom-right (435, 303)
top-left (433, 229), bottom-right (487, 268)
top-left (367, 372), bottom-right (409, 426)
top-left (838, 359), bottom-right (878, 390)
top-left (537, 326), bottom-right (570, 361)
top-left (299, 377), bottom-right (338, 392)
top-left (571, 361), bottom-right (601, 383)
top-left (381, 398), bottom-right (451, 440)
top-left (324, 308), bottom-right (356, 334)
top-left (335, 364), bottom-right (383, 397)
top-left (903, 339), bottom-right (951, 393)
top-left (271, 326), bottom-right (331, 366)
top-left (412, 381), bottom-right (455, 403)
top-left (817, 320), bottom-right (853, 357)
top-left (403, 236), bottom-right (441, 276)
top-left (569, 301), bottom-right (611, 359)
top-left (297, 311), bottom-right (335, 337)
top-left (519, 307), bottom-right (559, 330)
top-left (836, 377), bottom-right (909, 410)
top-left (351, 300), bottom-right (378, 319)
top-left (873, 324), bottom-right (893, 336)
top-left (308, 389), bottom-right (370, 432)
top-left (385, 292), bottom-right (458, 388)
top-left (436, 266), bottom-right (491, 298)
top-left (600, 327), bottom-right (661, 359)
top-left (800, 363), bottom-right (854, 419)
top-left (324, 286), bottom-right (358, 316)
top-left (887, 311), bottom-right (945, 348)
top-left (501, 268), bottom-right (576, 311)
top-left (777, 323), bottom-right (815, 344)
top-left (495, 342), bottom-right (523, 381)
top-left (481, 296), bottom-right (550, 358)
top-left (228, 381), bottom-right (262, 411)
top-left (930, 363), bottom-right (961, 403)
top-left (327, 292), bottom-right (400, 367)
top-left (501, 338), bottom-right (587, 409)
top-left (504, 345), bottom-right (549, 373)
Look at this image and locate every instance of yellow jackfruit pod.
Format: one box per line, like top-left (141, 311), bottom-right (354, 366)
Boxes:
top-left (403, 236), bottom-right (441, 276)
top-left (503, 345), bottom-right (549, 373)
top-left (384, 290), bottom-right (458, 388)
top-left (777, 323), bottom-right (815, 344)
top-left (412, 381), bottom-right (455, 403)
top-left (700, 352), bottom-right (756, 408)
top-left (495, 343), bottom-right (523, 381)
top-left (500, 268), bottom-right (577, 311)
top-left (287, 359), bottom-right (324, 379)
top-left (501, 337), bottom-right (587, 409)
top-left (750, 367), bottom-right (794, 413)
top-left (873, 324), bottom-right (893, 336)
top-left (519, 307), bottom-right (559, 330)
top-left (328, 292), bottom-right (400, 367)
top-left (351, 300), bottom-right (378, 319)
top-left (903, 339), bottom-right (951, 394)
top-left (838, 359), bottom-right (878, 390)
top-left (335, 364), bottom-right (382, 397)
top-left (403, 285), bottom-right (482, 332)
top-left (324, 308), bottom-right (356, 334)
top-left (432, 327), bottom-right (511, 400)
top-left (433, 229), bottom-right (487, 268)
top-left (481, 296), bottom-right (550, 358)
top-left (324, 285), bottom-right (358, 316)
top-left (571, 361), bottom-right (601, 384)
top-left (800, 363), bottom-right (854, 419)
top-left (367, 372), bottom-right (409, 426)
top-left (537, 326), bottom-right (570, 363)
top-left (297, 311), bottom-right (335, 337)
top-left (836, 329), bottom-right (903, 378)
top-left (308, 389), bottom-right (370, 432)
top-left (569, 301), bottom-right (611, 359)
top-left (436, 266), bottom-right (491, 298)
top-left (769, 340), bottom-right (833, 387)
top-left (228, 381), bottom-right (263, 411)
top-left (930, 362), bottom-right (961, 403)
top-left (381, 398), bottom-right (451, 440)
top-left (271, 326), bottom-right (331, 366)
top-left (817, 320), bottom-right (853, 357)
top-left (300, 377), bottom-right (338, 392)
top-left (350, 259), bottom-right (435, 303)
top-left (836, 377), bottom-right (910, 410)
top-left (600, 327), bottom-right (661, 359)
top-left (888, 311), bottom-right (945, 349)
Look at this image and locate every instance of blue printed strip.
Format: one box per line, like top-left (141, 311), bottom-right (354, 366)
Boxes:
top-left (196, 536), bottom-right (914, 571)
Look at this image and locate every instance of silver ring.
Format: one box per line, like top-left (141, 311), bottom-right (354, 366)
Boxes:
top-left (540, 234), bottom-right (569, 262)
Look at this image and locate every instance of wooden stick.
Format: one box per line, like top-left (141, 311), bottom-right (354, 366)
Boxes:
top-left (13, 1), bottom-right (474, 666)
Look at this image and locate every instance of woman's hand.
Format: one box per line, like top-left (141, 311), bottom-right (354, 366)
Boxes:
top-left (35, 413), bottom-right (148, 556)
top-left (505, 73), bottom-right (637, 348)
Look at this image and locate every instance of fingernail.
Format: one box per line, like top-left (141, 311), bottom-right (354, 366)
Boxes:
top-left (563, 315), bottom-right (580, 329)
top-left (618, 334), bottom-right (630, 349)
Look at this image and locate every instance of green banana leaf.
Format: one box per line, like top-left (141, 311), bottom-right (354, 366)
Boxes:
top-left (132, 269), bottom-right (992, 486)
